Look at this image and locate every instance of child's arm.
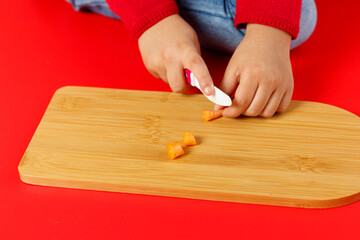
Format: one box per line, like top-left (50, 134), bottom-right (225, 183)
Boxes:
top-left (138, 14), bottom-right (214, 95)
top-left (218, 23), bottom-right (293, 118)
top-left (216, 0), bottom-right (301, 118)
top-left (106, 0), bottom-right (214, 95)
top-left (105, 0), bottom-right (179, 39)
top-left (234, 0), bottom-right (302, 39)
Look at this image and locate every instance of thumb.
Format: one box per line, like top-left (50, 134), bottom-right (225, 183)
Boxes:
top-left (219, 63), bottom-right (239, 97)
top-left (183, 52), bottom-right (214, 96)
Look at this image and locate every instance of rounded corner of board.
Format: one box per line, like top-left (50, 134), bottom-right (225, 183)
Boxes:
top-left (303, 193), bottom-right (360, 209)
top-left (18, 168), bottom-right (32, 185)
top-left (53, 86), bottom-right (78, 96)
top-left (18, 159), bottom-right (37, 185)
top-left (309, 101), bottom-right (359, 119)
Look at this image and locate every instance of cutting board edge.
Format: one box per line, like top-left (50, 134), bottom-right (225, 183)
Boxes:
top-left (18, 164), bottom-right (360, 209)
top-left (54, 85), bottom-right (360, 119)
top-left (53, 85), bottom-right (172, 98)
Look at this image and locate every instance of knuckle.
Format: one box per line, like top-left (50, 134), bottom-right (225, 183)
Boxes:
top-left (175, 41), bottom-right (190, 51)
top-left (160, 48), bottom-right (173, 62)
top-left (236, 97), bottom-right (251, 107)
top-left (245, 109), bottom-right (259, 117)
top-left (147, 57), bottom-right (162, 71)
top-left (247, 63), bottom-right (263, 78)
top-left (161, 48), bottom-right (174, 62)
top-left (187, 55), bottom-right (203, 66)
top-left (247, 70), bottom-right (261, 81)
top-left (265, 74), bottom-right (281, 88)
top-left (247, 66), bottom-right (282, 89)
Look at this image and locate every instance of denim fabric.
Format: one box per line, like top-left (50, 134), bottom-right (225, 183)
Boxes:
top-left (66, 0), bottom-right (317, 53)
top-left (66, 0), bottom-right (120, 19)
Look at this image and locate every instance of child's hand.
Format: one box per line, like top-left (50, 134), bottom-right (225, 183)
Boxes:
top-left (138, 14), bottom-right (215, 95)
top-left (218, 23), bottom-right (294, 118)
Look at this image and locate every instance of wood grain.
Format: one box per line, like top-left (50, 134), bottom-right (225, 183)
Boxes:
top-left (18, 86), bottom-right (360, 208)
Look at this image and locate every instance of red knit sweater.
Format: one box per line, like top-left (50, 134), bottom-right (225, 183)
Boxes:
top-left (106, 0), bottom-right (302, 40)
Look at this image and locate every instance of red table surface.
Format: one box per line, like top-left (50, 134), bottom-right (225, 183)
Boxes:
top-left (1, 0), bottom-right (359, 239)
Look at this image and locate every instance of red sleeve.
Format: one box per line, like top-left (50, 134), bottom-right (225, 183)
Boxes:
top-left (234, 0), bottom-right (302, 39)
top-left (105, 0), bottom-right (179, 40)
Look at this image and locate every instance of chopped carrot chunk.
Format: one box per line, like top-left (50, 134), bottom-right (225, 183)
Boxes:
top-left (166, 142), bottom-right (184, 159)
top-left (202, 109), bottom-right (223, 121)
top-left (183, 132), bottom-right (197, 146)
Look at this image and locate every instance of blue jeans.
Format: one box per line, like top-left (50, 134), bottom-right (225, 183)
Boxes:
top-left (66, 0), bottom-right (317, 53)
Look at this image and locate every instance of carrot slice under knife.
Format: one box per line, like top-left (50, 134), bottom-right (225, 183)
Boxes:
top-left (202, 109), bottom-right (223, 121)
top-left (166, 142), bottom-right (184, 159)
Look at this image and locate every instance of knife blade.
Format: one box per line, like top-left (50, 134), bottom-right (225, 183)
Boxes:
top-left (184, 69), bottom-right (232, 107)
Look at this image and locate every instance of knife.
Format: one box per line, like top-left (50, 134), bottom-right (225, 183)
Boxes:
top-left (184, 69), bottom-right (232, 107)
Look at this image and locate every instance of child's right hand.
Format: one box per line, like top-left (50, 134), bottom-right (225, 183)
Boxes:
top-left (138, 14), bottom-right (215, 96)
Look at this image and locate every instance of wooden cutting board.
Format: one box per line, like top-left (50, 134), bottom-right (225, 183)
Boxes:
top-left (18, 86), bottom-right (360, 208)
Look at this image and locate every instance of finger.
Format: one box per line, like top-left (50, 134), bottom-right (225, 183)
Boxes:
top-left (213, 104), bottom-right (226, 110)
top-left (148, 69), bottom-right (164, 81)
top-left (145, 56), bottom-right (167, 81)
top-left (183, 52), bottom-right (214, 96)
top-left (242, 85), bottom-right (273, 116)
top-left (167, 63), bottom-right (190, 93)
top-left (277, 90), bottom-right (293, 112)
top-left (219, 64), bottom-right (239, 96)
top-left (222, 75), bottom-right (258, 118)
top-left (260, 90), bottom-right (285, 117)
top-left (148, 65), bottom-right (169, 85)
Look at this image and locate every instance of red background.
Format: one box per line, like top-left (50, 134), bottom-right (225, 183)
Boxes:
top-left (1, 0), bottom-right (360, 239)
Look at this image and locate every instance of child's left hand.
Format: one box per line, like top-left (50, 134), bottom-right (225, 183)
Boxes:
top-left (217, 23), bottom-right (294, 118)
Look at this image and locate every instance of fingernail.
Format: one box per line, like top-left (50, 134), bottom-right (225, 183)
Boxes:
top-left (214, 104), bottom-right (225, 110)
top-left (204, 86), bottom-right (213, 95)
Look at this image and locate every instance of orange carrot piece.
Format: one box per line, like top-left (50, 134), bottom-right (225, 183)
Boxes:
top-left (202, 109), bottom-right (223, 121)
top-left (166, 142), bottom-right (184, 159)
top-left (183, 132), bottom-right (197, 146)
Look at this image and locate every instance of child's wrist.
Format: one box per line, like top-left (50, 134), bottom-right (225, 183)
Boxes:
top-left (244, 23), bottom-right (292, 50)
